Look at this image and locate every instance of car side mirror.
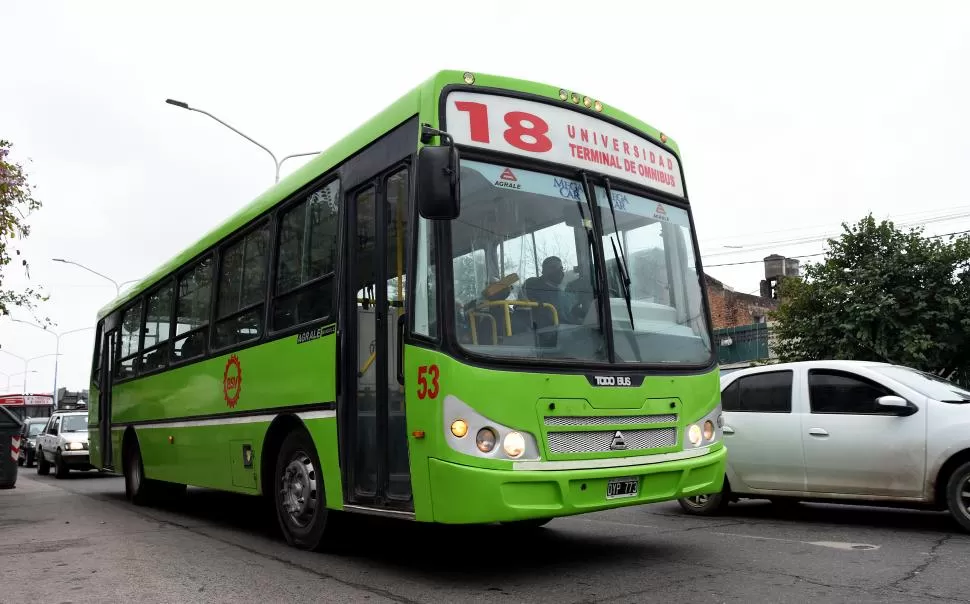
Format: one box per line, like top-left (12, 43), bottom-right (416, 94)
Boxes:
top-left (416, 125), bottom-right (460, 220)
top-left (877, 395), bottom-right (916, 416)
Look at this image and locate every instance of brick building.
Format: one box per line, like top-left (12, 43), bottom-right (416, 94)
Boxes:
top-left (704, 274), bottom-right (777, 329)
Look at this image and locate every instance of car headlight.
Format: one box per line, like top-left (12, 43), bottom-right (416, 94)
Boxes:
top-left (68, 442), bottom-right (83, 451)
top-left (684, 404), bottom-right (722, 449)
top-left (443, 395), bottom-right (540, 461)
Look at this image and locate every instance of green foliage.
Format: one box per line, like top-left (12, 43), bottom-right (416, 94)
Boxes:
top-left (771, 214), bottom-right (970, 384)
top-left (0, 140), bottom-right (47, 320)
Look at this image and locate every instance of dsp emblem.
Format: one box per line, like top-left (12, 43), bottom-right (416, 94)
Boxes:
top-left (223, 354), bottom-right (242, 408)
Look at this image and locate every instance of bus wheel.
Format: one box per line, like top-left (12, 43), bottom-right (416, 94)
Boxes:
top-left (37, 451), bottom-right (50, 476)
top-left (678, 490), bottom-right (729, 516)
top-left (274, 429), bottom-right (331, 551)
top-left (124, 440), bottom-right (156, 506)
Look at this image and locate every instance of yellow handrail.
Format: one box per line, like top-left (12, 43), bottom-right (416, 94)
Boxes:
top-left (470, 299), bottom-right (559, 337)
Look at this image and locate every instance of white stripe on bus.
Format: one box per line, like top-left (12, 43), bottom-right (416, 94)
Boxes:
top-left (511, 446), bottom-right (712, 471)
top-left (110, 409), bottom-right (336, 431)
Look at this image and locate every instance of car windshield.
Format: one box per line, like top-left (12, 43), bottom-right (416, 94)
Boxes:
top-left (446, 160), bottom-right (712, 365)
top-left (873, 365), bottom-right (970, 402)
top-left (61, 414), bottom-right (88, 432)
top-left (28, 422), bottom-right (45, 436)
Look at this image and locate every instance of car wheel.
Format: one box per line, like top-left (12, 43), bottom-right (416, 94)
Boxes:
top-left (37, 450), bottom-right (50, 476)
top-left (945, 461), bottom-right (970, 533)
top-left (678, 489), bottom-right (729, 516)
top-left (273, 429), bottom-right (336, 551)
top-left (54, 452), bottom-right (69, 479)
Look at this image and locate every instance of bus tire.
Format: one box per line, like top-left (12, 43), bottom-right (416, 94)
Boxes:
top-left (124, 438), bottom-right (157, 506)
top-left (273, 429), bottom-right (332, 551)
top-left (37, 450), bottom-right (50, 476)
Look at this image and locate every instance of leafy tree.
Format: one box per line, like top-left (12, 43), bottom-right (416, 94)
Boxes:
top-left (772, 213), bottom-right (970, 384)
top-left (0, 140), bottom-right (46, 320)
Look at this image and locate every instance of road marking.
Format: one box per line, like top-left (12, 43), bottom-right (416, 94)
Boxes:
top-left (713, 532), bottom-right (880, 550)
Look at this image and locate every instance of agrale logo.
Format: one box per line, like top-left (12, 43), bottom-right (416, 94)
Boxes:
top-left (495, 167), bottom-right (521, 190)
top-left (223, 354), bottom-right (242, 408)
top-left (610, 431), bottom-right (628, 451)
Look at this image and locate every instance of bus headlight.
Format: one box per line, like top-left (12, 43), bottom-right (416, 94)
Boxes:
top-left (443, 395), bottom-right (540, 461)
top-left (503, 432), bottom-right (526, 458)
top-left (684, 404), bottom-right (723, 448)
top-left (687, 424), bottom-right (703, 446)
top-left (476, 428), bottom-right (497, 453)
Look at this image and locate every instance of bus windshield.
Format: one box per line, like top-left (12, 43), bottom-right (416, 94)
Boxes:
top-left (448, 160), bottom-right (712, 365)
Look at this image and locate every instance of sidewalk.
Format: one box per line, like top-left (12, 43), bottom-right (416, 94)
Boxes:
top-left (0, 473), bottom-right (392, 603)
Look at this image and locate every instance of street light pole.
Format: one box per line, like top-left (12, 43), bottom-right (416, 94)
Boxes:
top-left (52, 259), bottom-right (121, 296)
top-left (11, 320), bottom-right (93, 408)
top-left (165, 98), bottom-right (320, 183)
top-left (0, 350), bottom-right (57, 395)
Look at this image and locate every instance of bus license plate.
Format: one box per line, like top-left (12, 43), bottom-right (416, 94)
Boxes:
top-left (606, 477), bottom-right (639, 500)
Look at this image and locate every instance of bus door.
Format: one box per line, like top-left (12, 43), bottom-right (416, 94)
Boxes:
top-left (345, 166), bottom-right (412, 511)
top-left (97, 328), bottom-right (118, 470)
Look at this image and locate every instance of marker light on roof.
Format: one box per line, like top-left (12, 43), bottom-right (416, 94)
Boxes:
top-left (583, 96), bottom-right (592, 108)
top-left (559, 89), bottom-right (569, 101)
top-left (463, 72), bottom-right (476, 85)
top-left (660, 133), bottom-right (668, 143)
top-left (594, 100), bottom-right (603, 112)
top-left (570, 92), bottom-right (580, 104)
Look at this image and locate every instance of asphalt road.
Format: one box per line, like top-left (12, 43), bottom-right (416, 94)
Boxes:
top-left (4, 470), bottom-right (970, 603)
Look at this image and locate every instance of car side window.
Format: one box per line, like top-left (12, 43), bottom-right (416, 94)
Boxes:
top-left (808, 369), bottom-right (896, 415)
top-left (50, 417), bottom-right (60, 435)
top-left (733, 371), bottom-right (793, 413)
top-left (721, 380), bottom-right (740, 411)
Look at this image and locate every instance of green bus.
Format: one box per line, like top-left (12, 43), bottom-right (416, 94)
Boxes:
top-left (88, 70), bottom-right (726, 550)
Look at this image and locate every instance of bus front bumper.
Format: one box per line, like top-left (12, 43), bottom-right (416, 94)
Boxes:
top-left (427, 445), bottom-right (726, 524)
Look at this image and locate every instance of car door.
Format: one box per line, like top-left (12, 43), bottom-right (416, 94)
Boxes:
top-left (800, 367), bottom-right (926, 498)
top-left (38, 416), bottom-right (56, 459)
top-left (721, 369), bottom-right (807, 492)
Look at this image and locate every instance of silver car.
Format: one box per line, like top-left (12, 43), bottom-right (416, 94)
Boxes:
top-left (678, 360), bottom-right (970, 532)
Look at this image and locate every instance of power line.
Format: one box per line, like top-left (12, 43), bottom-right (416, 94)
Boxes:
top-left (701, 229), bottom-right (970, 269)
top-left (700, 212), bottom-right (970, 259)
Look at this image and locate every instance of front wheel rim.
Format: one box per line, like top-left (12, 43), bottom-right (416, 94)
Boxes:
top-left (279, 450), bottom-right (318, 529)
top-left (960, 475), bottom-right (970, 516)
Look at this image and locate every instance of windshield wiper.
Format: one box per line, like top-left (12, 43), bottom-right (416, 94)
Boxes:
top-left (602, 178), bottom-right (635, 330)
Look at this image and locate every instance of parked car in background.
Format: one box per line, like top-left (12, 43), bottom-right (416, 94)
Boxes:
top-left (678, 360), bottom-right (970, 532)
top-left (17, 417), bottom-right (47, 467)
top-left (35, 410), bottom-right (92, 478)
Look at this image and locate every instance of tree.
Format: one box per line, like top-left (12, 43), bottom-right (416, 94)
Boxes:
top-left (0, 140), bottom-right (46, 319)
top-left (771, 213), bottom-right (970, 384)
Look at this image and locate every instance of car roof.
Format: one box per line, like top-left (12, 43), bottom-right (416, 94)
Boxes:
top-left (721, 360), bottom-right (893, 380)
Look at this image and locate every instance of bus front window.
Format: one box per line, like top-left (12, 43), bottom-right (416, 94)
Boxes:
top-left (596, 188), bottom-right (713, 364)
top-left (450, 161), bottom-right (607, 362)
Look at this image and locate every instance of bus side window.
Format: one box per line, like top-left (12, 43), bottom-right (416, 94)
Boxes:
top-left (173, 256), bottom-right (213, 362)
top-left (214, 223), bottom-right (269, 349)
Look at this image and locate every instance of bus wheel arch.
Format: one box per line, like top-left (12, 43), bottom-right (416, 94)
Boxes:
top-left (260, 414), bottom-right (306, 499)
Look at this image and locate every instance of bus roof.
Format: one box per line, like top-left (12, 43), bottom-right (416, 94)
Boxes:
top-left (97, 70), bottom-right (679, 320)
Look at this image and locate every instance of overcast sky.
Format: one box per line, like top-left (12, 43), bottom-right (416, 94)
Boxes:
top-left (1, 0), bottom-right (968, 394)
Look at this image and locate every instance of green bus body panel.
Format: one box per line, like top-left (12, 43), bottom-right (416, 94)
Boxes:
top-left (111, 332), bottom-right (335, 424)
top-left (90, 69), bottom-right (720, 525)
top-left (403, 347), bottom-right (723, 522)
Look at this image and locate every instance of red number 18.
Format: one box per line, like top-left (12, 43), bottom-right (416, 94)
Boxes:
top-left (453, 102), bottom-right (553, 153)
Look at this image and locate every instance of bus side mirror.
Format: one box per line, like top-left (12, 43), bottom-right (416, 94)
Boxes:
top-left (417, 126), bottom-right (460, 220)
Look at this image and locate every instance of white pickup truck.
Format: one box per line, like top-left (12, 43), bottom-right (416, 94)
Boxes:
top-left (35, 410), bottom-right (93, 478)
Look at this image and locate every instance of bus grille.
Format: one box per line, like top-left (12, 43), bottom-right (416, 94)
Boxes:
top-left (544, 414), bottom-right (677, 427)
top-left (546, 428), bottom-right (677, 454)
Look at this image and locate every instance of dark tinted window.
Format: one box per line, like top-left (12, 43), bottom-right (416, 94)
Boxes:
top-left (174, 256), bottom-right (213, 362)
top-left (273, 180), bottom-right (340, 330)
top-left (734, 371), bottom-right (793, 413)
top-left (214, 224), bottom-right (269, 348)
top-left (141, 282), bottom-right (173, 372)
top-left (116, 300), bottom-right (143, 379)
top-left (721, 380), bottom-right (740, 411)
top-left (809, 369), bottom-right (895, 414)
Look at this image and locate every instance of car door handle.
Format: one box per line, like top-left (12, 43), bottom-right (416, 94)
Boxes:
top-left (808, 428), bottom-right (829, 437)
top-left (722, 426), bottom-right (735, 435)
